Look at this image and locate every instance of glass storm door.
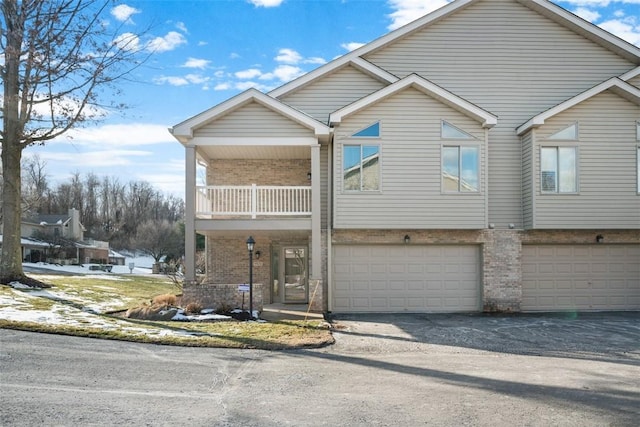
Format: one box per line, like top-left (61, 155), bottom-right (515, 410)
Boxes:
top-left (283, 247), bottom-right (308, 303)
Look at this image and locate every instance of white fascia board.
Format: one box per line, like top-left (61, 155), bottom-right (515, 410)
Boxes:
top-left (186, 137), bottom-right (319, 147)
top-left (621, 66), bottom-right (640, 81)
top-left (330, 74), bottom-right (497, 128)
top-left (516, 78), bottom-right (640, 135)
top-left (170, 88), bottom-right (329, 139)
top-left (269, 57), bottom-right (399, 99)
top-left (520, 0), bottom-right (640, 63)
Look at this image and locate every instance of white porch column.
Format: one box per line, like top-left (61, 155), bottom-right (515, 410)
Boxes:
top-left (184, 145), bottom-right (197, 283)
top-left (310, 144), bottom-right (321, 279)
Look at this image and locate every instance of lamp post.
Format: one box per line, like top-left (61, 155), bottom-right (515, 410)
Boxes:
top-left (246, 236), bottom-right (255, 320)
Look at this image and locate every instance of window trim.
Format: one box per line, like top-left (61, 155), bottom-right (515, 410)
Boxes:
top-left (441, 143), bottom-right (481, 193)
top-left (342, 143), bottom-right (381, 193)
top-left (540, 145), bottom-right (579, 194)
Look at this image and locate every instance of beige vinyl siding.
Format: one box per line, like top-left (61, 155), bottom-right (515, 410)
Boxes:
top-left (533, 91), bottom-right (640, 228)
top-left (628, 75), bottom-right (640, 88)
top-left (193, 102), bottom-right (313, 138)
top-left (521, 130), bottom-right (534, 229)
top-left (280, 65), bottom-right (388, 124)
top-left (363, 0), bottom-right (635, 228)
top-left (334, 87), bottom-right (486, 229)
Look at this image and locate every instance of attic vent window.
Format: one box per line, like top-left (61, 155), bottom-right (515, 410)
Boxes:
top-left (442, 121), bottom-right (474, 139)
top-left (549, 123), bottom-right (578, 140)
top-left (352, 121), bottom-right (380, 138)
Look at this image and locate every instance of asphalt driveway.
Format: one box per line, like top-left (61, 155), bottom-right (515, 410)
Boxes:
top-left (1, 312), bottom-right (639, 426)
top-left (329, 311), bottom-right (640, 364)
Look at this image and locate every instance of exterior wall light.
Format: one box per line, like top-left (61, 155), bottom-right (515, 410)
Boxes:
top-left (255, 250), bottom-right (261, 260)
top-left (404, 234), bottom-right (410, 244)
top-left (307, 172), bottom-right (312, 180)
top-left (596, 234), bottom-right (604, 243)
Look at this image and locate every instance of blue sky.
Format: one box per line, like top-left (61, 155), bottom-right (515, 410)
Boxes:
top-left (27, 0), bottom-right (640, 198)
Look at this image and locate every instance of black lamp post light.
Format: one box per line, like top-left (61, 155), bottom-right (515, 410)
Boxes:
top-left (246, 236), bottom-right (255, 320)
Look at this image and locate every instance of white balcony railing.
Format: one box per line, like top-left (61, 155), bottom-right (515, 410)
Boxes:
top-left (196, 184), bottom-right (312, 218)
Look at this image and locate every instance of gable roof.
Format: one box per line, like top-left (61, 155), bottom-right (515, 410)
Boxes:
top-left (271, 0), bottom-right (640, 99)
top-left (170, 88), bottom-right (330, 143)
top-left (516, 77), bottom-right (640, 135)
top-left (329, 74), bottom-right (498, 128)
top-left (620, 66), bottom-right (640, 81)
top-left (270, 57), bottom-right (399, 99)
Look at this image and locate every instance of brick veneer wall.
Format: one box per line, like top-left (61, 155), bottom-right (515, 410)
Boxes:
top-left (181, 283), bottom-right (264, 313)
top-left (208, 159), bottom-right (311, 186)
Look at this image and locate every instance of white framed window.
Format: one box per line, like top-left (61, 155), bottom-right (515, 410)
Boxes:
top-left (442, 145), bottom-right (480, 192)
top-left (541, 146), bottom-right (577, 193)
top-left (548, 123), bottom-right (578, 140)
top-left (442, 121), bottom-right (475, 139)
top-left (343, 144), bottom-right (380, 191)
top-left (351, 121), bottom-right (380, 138)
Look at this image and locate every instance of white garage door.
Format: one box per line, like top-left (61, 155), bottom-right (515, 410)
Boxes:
top-left (332, 245), bottom-right (480, 313)
top-left (522, 245), bottom-right (640, 311)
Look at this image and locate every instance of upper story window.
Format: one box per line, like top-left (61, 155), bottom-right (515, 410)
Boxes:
top-left (541, 146), bottom-right (577, 193)
top-left (442, 121), bottom-right (475, 139)
top-left (352, 121), bottom-right (380, 138)
top-left (343, 145), bottom-right (380, 191)
top-left (442, 146), bottom-right (479, 192)
top-left (548, 123), bottom-right (578, 140)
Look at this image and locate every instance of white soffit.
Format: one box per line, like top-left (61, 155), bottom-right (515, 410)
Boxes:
top-left (517, 78), bottom-right (640, 135)
top-left (329, 74), bottom-right (497, 128)
top-left (169, 88), bottom-right (330, 142)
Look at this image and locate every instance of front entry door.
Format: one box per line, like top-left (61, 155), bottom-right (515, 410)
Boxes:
top-left (283, 247), bottom-right (308, 303)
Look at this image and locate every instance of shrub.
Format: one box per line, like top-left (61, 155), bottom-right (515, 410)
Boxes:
top-left (184, 302), bottom-right (203, 315)
top-left (152, 294), bottom-right (176, 307)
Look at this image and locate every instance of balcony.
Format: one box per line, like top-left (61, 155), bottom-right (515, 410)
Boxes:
top-left (196, 185), bottom-right (312, 219)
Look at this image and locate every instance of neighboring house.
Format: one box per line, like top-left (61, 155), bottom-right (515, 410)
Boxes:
top-left (109, 250), bottom-right (126, 266)
top-left (171, 0), bottom-right (640, 313)
top-left (1, 208), bottom-right (110, 265)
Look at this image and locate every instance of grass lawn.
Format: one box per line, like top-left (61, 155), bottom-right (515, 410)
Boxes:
top-left (0, 273), bottom-right (333, 350)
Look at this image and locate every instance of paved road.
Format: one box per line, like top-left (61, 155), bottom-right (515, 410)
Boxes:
top-left (1, 312), bottom-right (639, 426)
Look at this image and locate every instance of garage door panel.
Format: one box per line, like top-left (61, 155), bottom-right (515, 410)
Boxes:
top-left (522, 244), bottom-right (640, 311)
top-left (332, 245), bottom-right (479, 313)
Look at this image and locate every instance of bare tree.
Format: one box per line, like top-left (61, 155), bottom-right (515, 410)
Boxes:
top-left (0, 0), bottom-right (145, 285)
top-left (135, 219), bottom-right (184, 267)
top-left (21, 154), bottom-right (49, 217)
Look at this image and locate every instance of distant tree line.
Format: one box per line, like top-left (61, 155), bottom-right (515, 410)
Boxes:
top-left (7, 156), bottom-right (185, 252)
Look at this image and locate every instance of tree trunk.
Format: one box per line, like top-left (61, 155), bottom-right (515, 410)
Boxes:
top-left (0, 0), bottom-right (26, 283)
top-left (0, 125), bottom-right (25, 283)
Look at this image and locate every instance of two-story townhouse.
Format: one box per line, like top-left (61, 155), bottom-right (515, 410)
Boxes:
top-left (171, 0), bottom-right (640, 314)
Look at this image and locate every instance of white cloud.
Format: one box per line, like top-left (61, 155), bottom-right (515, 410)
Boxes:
top-left (249, 0), bottom-right (284, 7)
top-left (51, 123), bottom-right (174, 147)
top-left (275, 48), bottom-right (303, 64)
top-left (387, 0), bottom-right (451, 30)
top-left (146, 31), bottom-right (187, 53)
top-left (234, 81), bottom-right (269, 91)
top-left (114, 32), bottom-right (141, 52)
top-left (111, 4), bottom-right (140, 23)
top-left (272, 65), bottom-right (304, 82)
top-left (175, 21), bottom-right (188, 33)
top-left (235, 68), bottom-right (263, 79)
top-left (230, 52), bottom-right (241, 59)
top-left (181, 57), bottom-right (211, 69)
top-left (573, 7), bottom-right (601, 22)
top-left (214, 82), bottom-right (232, 91)
top-left (341, 42), bottom-right (365, 52)
top-left (599, 18), bottom-right (640, 46)
top-left (614, 9), bottom-right (625, 17)
top-left (304, 57), bottom-right (327, 65)
top-left (39, 150), bottom-right (153, 168)
top-left (153, 76), bottom-right (189, 86)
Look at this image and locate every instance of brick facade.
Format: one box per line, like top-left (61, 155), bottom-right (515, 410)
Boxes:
top-left (182, 283), bottom-right (264, 313)
top-left (208, 159), bottom-right (310, 186)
